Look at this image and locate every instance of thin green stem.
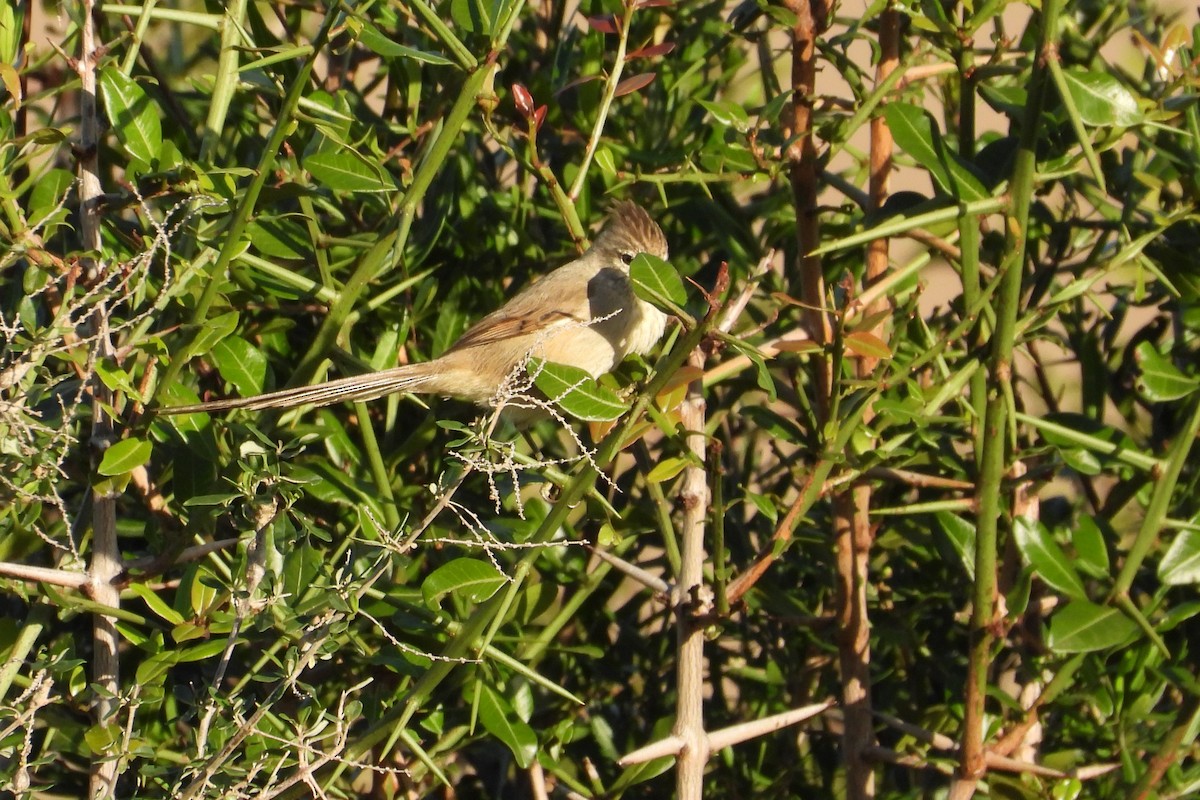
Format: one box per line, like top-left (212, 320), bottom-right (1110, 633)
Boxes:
top-left (1111, 396), bottom-right (1200, 598)
top-left (200, 0), bottom-right (250, 162)
top-left (960, 0), bottom-right (1058, 783)
top-left (567, 0), bottom-right (637, 201)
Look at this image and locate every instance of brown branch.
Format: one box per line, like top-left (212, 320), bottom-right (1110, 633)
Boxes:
top-left (673, 338), bottom-right (713, 798)
top-left (76, 2), bottom-right (121, 797)
top-left (833, 8), bottom-right (899, 797)
top-left (782, 0), bottom-right (833, 417)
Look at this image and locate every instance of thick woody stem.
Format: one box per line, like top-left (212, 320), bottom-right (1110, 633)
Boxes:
top-left (673, 348), bottom-right (711, 798)
top-left (77, 2), bottom-right (121, 798)
top-left (833, 8), bottom-right (900, 800)
top-left (783, 0), bottom-right (833, 417)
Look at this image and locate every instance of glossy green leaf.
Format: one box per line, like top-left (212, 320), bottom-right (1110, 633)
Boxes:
top-left (645, 456), bottom-right (690, 484)
top-left (1013, 518), bottom-right (1086, 600)
top-left (532, 360), bottom-right (628, 421)
top-left (477, 683), bottom-right (537, 768)
top-left (1134, 341), bottom-right (1198, 401)
top-left (211, 336), bottom-right (268, 397)
top-left (304, 150), bottom-right (395, 192)
top-left (883, 102), bottom-right (988, 201)
top-left (630, 253), bottom-right (686, 309)
top-left (422, 558), bottom-right (506, 608)
top-left (698, 99), bottom-right (750, 133)
top-left (935, 511), bottom-right (975, 580)
top-left (1071, 515), bottom-right (1110, 578)
top-left (128, 584), bottom-right (185, 626)
top-left (97, 437), bottom-right (153, 476)
top-left (189, 310), bottom-right (240, 358)
top-left (1159, 530), bottom-right (1200, 585)
top-left (99, 66), bottom-right (162, 166)
top-left (1060, 69), bottom-right (1142, 127)
top-left (1047, 600), bottom-right (1138, 653)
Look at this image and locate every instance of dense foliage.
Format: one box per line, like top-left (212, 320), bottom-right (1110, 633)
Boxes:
top-left (2, 0), bottom-right (1200, 797)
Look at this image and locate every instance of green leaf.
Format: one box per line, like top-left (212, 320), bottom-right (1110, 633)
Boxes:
top-left (1060, 69), bottom-right (1142, 127)
top-left (98, 437), bottom-right (153, 476)
top-left (1134, 341), bottom-right (1198, 401)
top-left (630, 253), bottom-right (686, 309)
top-left (1159, 530), bottom-right (1200, 585)
top-left (645, 456), bottom-right (690, 484)
top-left (724, 337), bottom-right (778, 401)
top-left (532, 360), bottom-right (629, 421)
top-left (27, 168), bottom-right (75, 227)
top-left (1071, 515), bottom-right (1110, 578)
top-left (450, 0), bottom-right (495, 35)
top-left (1047, 600), bottom-right (1138, 653)
top-left (357, 21), bottom-right (454, 64)
top-left (304, 151), bottom-right (396, 192)
top-left (128, 584), bottom-right (185, 625)
top-left (882, 103), bottom-right (988, 201)
top-left (422, 558), bottom-right (506, 608)
top-left (98, 67), bottom-right (162, 167)
top-left (697, 99), bottom-right (750, 133)
top-left (935, 511), bottom-right (976, 580)
top-left (249, 216), bottom-right (312, 260)
top-left (1013, 518), bottom-right (1086, 600)
top-left (477, 683), bottom-right (537, 768)
top-left (188, 310), bottom-right (240, 358)
top-left (210, 336), bottom-right (268, 397)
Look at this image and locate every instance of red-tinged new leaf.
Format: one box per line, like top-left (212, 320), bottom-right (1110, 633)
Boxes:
top-left (614, 72), bottom-right (656, 97)
top-left (556, 75), bottom-right (603, 96)
top-left (511, 83), bottom-right (534, 117)
top-left (587, 15), bottom-right (618, 34)
top-left (628, 42), bottom-right (676, 60)
top-left (532, 105), bottom-right (547, 129)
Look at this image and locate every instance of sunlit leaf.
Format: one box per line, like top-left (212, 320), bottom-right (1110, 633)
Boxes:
top-left (630, 253), bottom-right (686, 308)
top-left (1134, 341), bottom-right (1198, 401)
top-left (99, 67), bottom-right (162, 167)
top-left (883, 102), bottom-right (988, 201)
top-left (98, 437), bottom-right (153, 476)
top-left (211, 336), bottom-right (268, 397)
top-left (422, 558), bottom-right (506, 608)
top-left (1060, 69), bottom-right (1142, 127)
top-left (304, 151), bottom-right (396, 192)
top-left (1013, 518), bottom-right (1087, 600)
top-left (1048, 600), bottom-right (1138, 653)
top-left (532, 360), bottom-right (628, 421)
top-left (1160, 530), bottom-right (1200, 585)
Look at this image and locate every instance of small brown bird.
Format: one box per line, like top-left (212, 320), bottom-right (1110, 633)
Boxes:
top-left (162, 202), bottom-right (670, 415)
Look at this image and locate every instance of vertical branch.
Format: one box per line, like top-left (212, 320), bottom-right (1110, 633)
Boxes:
top-left (567, 0), bottom-right (636, 201)
top-left (199, 0), bottom-right (248, 162)
top-left (782, 0), bottom-right (833, 417)
top-left (673, 347), bottom-right (711, 799)
top-left (954, 1), bottom-right (1059, 797)
top-left (957, 10), bottom-right (988, 461)
top-left (833, 7), bottom-right (900, 800)
top-left (77, 2), bottom-right (121, 798)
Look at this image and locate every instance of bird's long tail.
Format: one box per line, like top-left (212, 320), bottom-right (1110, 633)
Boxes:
top-left (159, 362), bottom-right (444, 415)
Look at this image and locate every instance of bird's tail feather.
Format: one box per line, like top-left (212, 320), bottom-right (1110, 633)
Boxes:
top-left (160, 363), bottom-right (443, 415)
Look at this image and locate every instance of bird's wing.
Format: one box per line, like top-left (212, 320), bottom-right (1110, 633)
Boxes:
top-left (446, 266), bottom-right (594, 352)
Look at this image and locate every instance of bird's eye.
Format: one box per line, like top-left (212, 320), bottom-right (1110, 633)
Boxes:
top-left (620, 251), bottom-right (635, 265)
